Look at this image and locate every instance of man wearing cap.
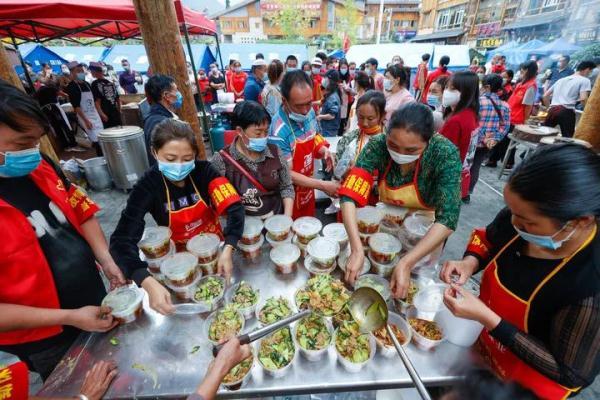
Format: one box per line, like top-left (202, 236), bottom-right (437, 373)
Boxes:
top-left (65, 61), bottom-right (104, 156)
top-left (310, 57), bottom-right (323, 104)
top-left (118, 59), bottom-right (142, 94)
top-left (89, 62), bottom-right (122, 129)
top-left (243, 59), bottom-right (267, 103)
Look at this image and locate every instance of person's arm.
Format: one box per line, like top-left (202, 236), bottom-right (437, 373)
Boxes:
top-left (275, 147), bottom-right (295, 218)
top-left (579, 80), bottom-right (592, 105)
top-left (542, 84), bottom-right (555, 106)
top-left (80, 217), bottom-right (126, 289)
top-left (522, 86), bottom-right (536, 119)
top-left (91, 84), bottom-right (108, 122)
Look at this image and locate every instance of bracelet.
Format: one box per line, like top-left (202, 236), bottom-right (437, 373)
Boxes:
top-left (224, 244), bottom-right (236, 252)
top-left (78, 394), bottom-right (90, 400)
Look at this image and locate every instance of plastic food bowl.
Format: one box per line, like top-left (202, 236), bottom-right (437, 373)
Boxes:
top-left (192, 275), bottom-right (226, 311)
top-left (356, 206), bottom-right (383, 234)
top-left (322, 223), bottom-right (349, 250)
top-left (225, 281), bottom-right (260, 320)
top-left (399, 213), bottom-right (434, 249)
top-left (102, 285), bottom-right (144, 324)
top-left (257, 328), bottom-right (297, 378)
top-left (292, 217), bottom-right (323, 245)
top-left (338, 250), bottom-right (371, 276)
top-left (413, 283), bottom-right (446, 321)
top-left (407, 308), bottom-right (445, 351)
top-left (167, 274), bottom-right (202, 301)
top-left (293, 316), bottom-right (334, 361)
top-left (204, 307), bottom-right (245, 346)
top-left (238, 234), bottom-right (264, 260)
top-left (394, 276), bottom-right (434, 314)
top-left (270, 243), bottom-right (301, 274)
top-left (240, 217), bottom-right (264, 246)
top-left (378, 220), bottom-right (403, 237)
top-left (307, 237), bottom-right (340, 269)
top-left (145, 240), bottom-right (175, 274)
top-left (266, 231), bottom-right (292, 248)
top-left (256, 296), bottom-right (295, 326)
top-left (359, 232), bottom-right (372, 248)
top-left (355, 274), bottom-right (391, 301)
top-left (264, 215), bottom-right (293, 242)
top-left (334, 328), bottom-right (376, 373)
top-left (437, 308), bottom-right (483, 347)
top-left (368, 232), bottom-right (402, 264)
top-left (187, 233), bottom-right (221, 264)
top-left (291, 235), bottom-right (308, 258)
top-left (138, 226), bottom-right (172, 258)
top-left (304, 255), bottom-right (337, 275)
top-left (198, 258), bottom-right (218, 275)
top-left (160, 252), bottom-right (199, 287)
top-left (372, 312), bottom-right (412, 358)
top-left (368, 252), bottom-right (398, 279)
top-left (376, 202), bottom-right (409, 226)
top-left (221, 354), bottom-right (254, 391)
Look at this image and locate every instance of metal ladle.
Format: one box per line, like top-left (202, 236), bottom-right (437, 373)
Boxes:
top-left (349, 287), bottom-right (432, 400)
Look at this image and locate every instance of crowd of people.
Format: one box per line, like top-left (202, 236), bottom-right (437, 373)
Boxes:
top-left (2, 47), bottom-right (600, 400)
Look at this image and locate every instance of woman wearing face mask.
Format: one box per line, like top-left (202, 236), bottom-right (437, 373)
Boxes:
top-left (211, 101), bottom-right (294, 218)
top-left (346, 71), bottom-right (374, 133)
top-left (441, 144), bottom-right (600, 400)
top-left (439, 71), bottom-right (480, 202)
top-left (143, 74), bottom-right (186, 166)
top-left (317, 69), bottom-right (342, 137)
top-left (110, 119), bottom-right (244, 315)
top-left (421, 55), bottom-right (451, 105)
top-left (383, 65), bottom-right (415, 123)
top-left (227, 60), bottom-right (247, 101)
top-left (337, 58), bottom-right (356, 136)
top-left (261, 60), bottom-right (284, 118)
top-left (340, 103), bottom-right (462, 298)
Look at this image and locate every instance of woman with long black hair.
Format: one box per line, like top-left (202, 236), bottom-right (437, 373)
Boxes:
top-left (338, 58), bottom-right (356, 136)
top-left (441, 143), bottom-right (600, 400)
top-left (316, 69), bottom-right (342, 137)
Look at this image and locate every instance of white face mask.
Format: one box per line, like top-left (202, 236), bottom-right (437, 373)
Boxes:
top-left (388, 148), bottom-right (419, 164)
top-left (442, 89), bottom-right (461, 108)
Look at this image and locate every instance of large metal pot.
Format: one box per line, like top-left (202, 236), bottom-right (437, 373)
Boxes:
top-left (98, 126), bottom-right (149, 190)
top-left (80, 157), bottom-right (112, 191)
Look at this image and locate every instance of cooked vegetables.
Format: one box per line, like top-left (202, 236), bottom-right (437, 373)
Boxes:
top-left (296, 315), bottom-right (331, 351)
top-left (109, 337), bottom-right (119, 346)
top-left (259, 328), bottom-right (295, 370)
top-left (373, 324), bottom-right (407, 347)
top-left (222, 356), bottom-right (253, 384)
top-left (194, 277), bottom-right (224, 303)
top-left (403, 281), bottom-right (419, 305)
top-left (258, 296), bottom-right (292, 325)
top-left (355, 276), bottom-right (385, 297)
top-left (295, 275), bottom-right (350, 316)
top-left (231, 281), bottom-right (258, 308)
top-left (335, 321), bottom-right (371, 364)
top-left (409, 318), bottom-right (443, 341)
top-left (208, 305), bottom-right (243, 342)
top-left (332, 304), bottom-right (355, 328)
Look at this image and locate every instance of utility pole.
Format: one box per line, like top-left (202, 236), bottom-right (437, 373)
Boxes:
top-left (0, 43), bottom-right (58, 162)
top-left (575, 80), bottom-right (600, 151)
top-left (132, 0), bottom-right (206, 159)
top-left (376, 0), bottom-right (384, 44)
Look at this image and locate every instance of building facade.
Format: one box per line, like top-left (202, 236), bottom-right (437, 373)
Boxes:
top-left (502, 0), bottom-right (570, 42)
top-left (414, 0), bottom-right (470, 44)
top-left (563, 0), bottom-right (600, 45)
top-left (364, 0), bottom-right (420, 42)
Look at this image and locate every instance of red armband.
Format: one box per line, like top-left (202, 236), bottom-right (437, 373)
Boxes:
top-left (465, 228), bottom-right (491, 260)
top-left (208, 177), bottom-right (241, 215)
top-left (313, 133), bottom-right (330, 157)
top-left (338, 167), bottom-right (374, 207)
top-left (67, 185), bottom-right (99, 223)
top-left (0, 362), bottom-right (29, 400)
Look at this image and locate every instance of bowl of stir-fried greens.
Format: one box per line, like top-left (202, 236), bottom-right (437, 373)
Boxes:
top-left (295, 275), bottom-right (350, 317)
top-left (205, 304), bottom-right (245, 345)
top-left (334, 321), bottom-right (375, 373)
top-left (293, 314), bottom-right (333, 361)
top-left (371, 312), bottom-right (412, 358)
top-left (407, 308), bottom-right (445, 351)
top-left (226, 281), bottom-right (260, 319)
top-left (354, 274), bottom-right (391, 302)
top-left (332, 304), bottom-right (355, 329)
top-left (193, 275), bottom-right (225, 311)
top-left (258, 327), bottom-right (296, 377)
top-left (256, 296), bottom-right (294, 326)
top-left (221, 352), bottom-right (254, 390)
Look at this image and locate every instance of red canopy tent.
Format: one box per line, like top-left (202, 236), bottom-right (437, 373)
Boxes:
top-left (0, 0), bottom-right (216, 43)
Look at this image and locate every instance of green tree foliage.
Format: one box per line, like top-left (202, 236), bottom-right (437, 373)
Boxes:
top-left (571, 43), bottom-right (600, 65)
top-left (265, 0), bottom-right (310, 41)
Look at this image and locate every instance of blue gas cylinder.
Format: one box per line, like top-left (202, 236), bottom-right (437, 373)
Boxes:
top-left (209, 117), bottom-right (225, 152)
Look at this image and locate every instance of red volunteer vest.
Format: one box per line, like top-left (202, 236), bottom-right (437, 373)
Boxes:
top-left (507, 79), bottom-right (537, 125)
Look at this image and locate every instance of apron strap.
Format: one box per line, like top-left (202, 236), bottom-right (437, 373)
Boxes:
top-left (219, 149), bottom-right (268, 193)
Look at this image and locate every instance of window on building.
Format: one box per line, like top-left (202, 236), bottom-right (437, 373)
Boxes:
top-left (394, 20), bottom-right (400, 27)
top-left (223, 21), bottom-right (231, 29)
top-left (437, 6), bottom-right (465, 30)
top-left (255, 1), bottom-right (260, 13)
top-left (237, 21), bottom-right (245, 29)
top-left (255, 22), bottom-right (260, 29)
top-left (309, 19), bottom-right (318, 29)
top-left (328, 2), bottom-right (335, 30)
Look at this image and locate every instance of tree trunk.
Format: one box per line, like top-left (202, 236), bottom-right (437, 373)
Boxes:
top-left (0, 43), bottom-right (59, 162)
top-left (132, 0), bottom-right (206, 159)
top-left (575, 79), bottom-right (600, 151)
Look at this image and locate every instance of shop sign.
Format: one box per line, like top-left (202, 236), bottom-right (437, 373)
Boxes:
top-left (477, 37), bottom-right (504, 48)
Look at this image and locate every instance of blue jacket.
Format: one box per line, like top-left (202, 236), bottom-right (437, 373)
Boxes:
top-left (243, 74), bottom-right (265, 102)
top-left (143, 103), bottom-right (174, 166)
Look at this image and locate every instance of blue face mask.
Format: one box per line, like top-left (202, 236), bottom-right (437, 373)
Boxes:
top-left (173, 91), bottom-right (183, 110)
top-left (247, 136), bottom-right (268, 152)
top-left (289, 111), bottom-right (308, 123)
top-left (427, 94), bottom-right (440, 108)
top-left (514, 224), bottom-right (576, 250)
top-left (77, 72), bottom-right (86, 81)
top-left (287, 67), bottom-right (297, 72)
top-left (158, 159), bottom-right (195, 182)
top-left (0, 146), bottom-right (42, 177)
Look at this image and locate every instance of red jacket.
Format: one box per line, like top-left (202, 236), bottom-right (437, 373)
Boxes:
top-left (508, 79), bottom-right (537, 125)
top-left (198, 77), bottom-right (213, 104)
top-left (421, 67), bottom-right (451, 104)
top-left (413, 63), bottom-right (428, 90)
top-left (439, 108), bottom-right (479, 163)
top-left (0, 160), bottom-right (99, 345)
top-left (228, 71), bottom-right (248, 100)
top-left (491, 64), bottom-right (506, 74)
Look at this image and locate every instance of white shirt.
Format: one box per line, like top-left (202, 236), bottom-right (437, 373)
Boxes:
top-left (548, 74), bottom-right (591, 109)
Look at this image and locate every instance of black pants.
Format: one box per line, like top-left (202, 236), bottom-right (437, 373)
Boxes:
top-left (487, 124), bottom-right (515, 166)
top-left (544, 105), bottom-right (576, 138)
top-left (469, 147), bottom-right (489, 193)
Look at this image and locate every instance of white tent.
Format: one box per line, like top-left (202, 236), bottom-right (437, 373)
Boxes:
top-left (432, 45), bottom-right (470, 70)
top-left (345, 43), bottom-right (434, 69)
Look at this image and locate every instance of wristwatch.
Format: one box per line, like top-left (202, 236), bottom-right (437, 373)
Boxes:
top-left (77, 394), bottom-right (89, 400)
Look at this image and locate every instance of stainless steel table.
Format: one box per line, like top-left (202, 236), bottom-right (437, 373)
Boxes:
top-left (38, 246), bottom-right (472, 399)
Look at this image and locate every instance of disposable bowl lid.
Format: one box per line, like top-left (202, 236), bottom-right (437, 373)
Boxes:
top-left (102, 286), bottom-right (143, 315)
top-left (160, 252), bottom-right (198, 279)
top-left (264, 215), bottom-right (293, 233)
top-left (369, 232), bottom-right (401, 254)
top-left (238, 234), bottom-right (265, 251)
top-left (413, 284), bottom-right (446, 313)
top-left (291, 235), bottom-right (307, 249)
top-left (292, 217), bottom-right (323, 237)
top-left (270, 243), bottom-right (300, 265)
top-left (403, 214), bottom-right (434, 236)
top-left (242, 217), bottom-right (264, 238)
top-left (356, 206), bottom-right (383, 224)
top-left (307, 237), bottom-right (340, 260)
top-left (322, 223), bottom-right (348, 242)
top-left (138, 226), bottom-right (171, 248)
top-left (376, 202), bottom-right (409, 218)
top-left (187, 233), bottom-right (220, 255)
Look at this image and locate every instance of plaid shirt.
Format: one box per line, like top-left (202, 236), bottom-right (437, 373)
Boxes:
top-left (474, 92), bottom-right (510, 146)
